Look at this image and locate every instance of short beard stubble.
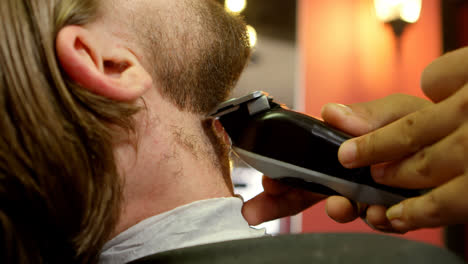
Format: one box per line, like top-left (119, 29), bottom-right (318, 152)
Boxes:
top-left (139, 0), bottom-right (251, 191)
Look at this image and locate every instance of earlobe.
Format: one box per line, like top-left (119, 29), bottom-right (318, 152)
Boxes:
top-left (56, 25), bottom-right (152, 101)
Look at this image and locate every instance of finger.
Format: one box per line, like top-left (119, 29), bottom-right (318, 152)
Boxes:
top-left (242, 189), bottom-right (324, 226)
top-left (421, 47), bottom-right (468, 102)
top-left (339, 85), bottom-right (468, 168)
top-left (386, 175), bottom-right (468, 232)
top-left (321, 94), bottom-right (431, 136)
top-left (325, 197), bottom-right (400, 233)
top-left (366, 205), bottom-right (389, 227)
top-left (325, 196), bottom-right (360, 223)
top-left (325, 197), bottom-right (401, 233)
top-left (371, 123), bottom-right (468, 189)
top-left (262, 175), bottom-right (292, 196)
top-left (365, 205), bottom-right (398, 233)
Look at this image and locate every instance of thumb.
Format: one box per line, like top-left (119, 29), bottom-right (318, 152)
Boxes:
top-left (386, 175), bottom-right (468, 232)
top-left (242, 189), bottom-right (324, 226)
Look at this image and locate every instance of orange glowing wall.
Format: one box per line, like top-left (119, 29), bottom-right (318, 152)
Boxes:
top-left (298, 0), bottom-right (443, 246)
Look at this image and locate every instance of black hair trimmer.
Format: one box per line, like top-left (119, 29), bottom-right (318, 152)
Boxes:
top-left (210, 91), bottom-right (423, 206)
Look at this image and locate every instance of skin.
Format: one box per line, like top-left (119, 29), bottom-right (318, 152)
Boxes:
top-left (246, 46), bottom-right (468, 233)
top-left (329, 47), bottom-right (468, 233)
top-left (57, 0), bottom-right (246, 238)
top-left (55, 0), bottom-right (468, 236)
top-left (242, 94), bottom-right (431, 227)
top-left (322, 94), bottom-right (432, 232)
top-left (56, 0), bottom-right (329, 231)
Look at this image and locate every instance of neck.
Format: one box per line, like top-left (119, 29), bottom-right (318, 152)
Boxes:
top-left (112, 89), bottom-right (233, 236)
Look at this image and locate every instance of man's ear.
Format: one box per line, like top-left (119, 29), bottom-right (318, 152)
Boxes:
top-left (56, 25), bottom-right (152, 101)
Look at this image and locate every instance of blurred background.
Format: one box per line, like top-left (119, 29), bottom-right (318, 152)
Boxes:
top-left (216, 0), bottom-right (468, 261)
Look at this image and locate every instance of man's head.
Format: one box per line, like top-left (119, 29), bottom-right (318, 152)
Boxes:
top-left (81, 0), bottom-right (250, 114)
top-left (0, 0), bottom-right (249, 263)
top-left (132, 0), bottom-right (251, 113)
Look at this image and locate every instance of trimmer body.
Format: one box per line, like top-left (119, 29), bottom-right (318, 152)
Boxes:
top-left (210, 91), bottom-right (422, 206)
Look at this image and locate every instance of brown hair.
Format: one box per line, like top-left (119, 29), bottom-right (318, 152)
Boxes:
top-left (0, 0), bottom-right (136, 263)
top-left (139, 0), bottom-right (251, 114)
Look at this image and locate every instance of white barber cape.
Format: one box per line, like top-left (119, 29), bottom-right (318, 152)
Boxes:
top-left (99, 197), bottom-right (266, 264)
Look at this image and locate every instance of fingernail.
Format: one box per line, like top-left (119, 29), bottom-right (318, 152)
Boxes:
top-left (321, 103), bottom-right (353, 117)
top-left (333, 104), bottom-right (353, 115)
top-left (386, 203), bottom-right (403, 220)
top-left (339, 141), bottom-right (357, 166)
top-left (337, 103), bottom-right (353, 113)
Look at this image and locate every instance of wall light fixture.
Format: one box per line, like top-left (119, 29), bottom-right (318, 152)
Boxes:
top-left (374, 0), bottom-right (422, 36)
top-left (246, 25), bottom-right (258, 48)
top-left (225, 0), bottom-right (247, 13)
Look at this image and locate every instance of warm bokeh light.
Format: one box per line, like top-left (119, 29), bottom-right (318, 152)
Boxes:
top-left (401, 0), bottom-right (422, 23)
top-left (246, 25), bottom-right (257, 48)
top-left (299, 0), bottom-right (442, 246)
top-left (225, 0), bottom-right (247, 13)
top-left (374, 0), bottom-right (399, 22)
top-left (374, 0), bottom-right (422, 23)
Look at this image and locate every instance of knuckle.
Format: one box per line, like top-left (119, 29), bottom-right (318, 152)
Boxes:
top-left (413, 193), bottom-right (442, 224)
top-left (399, 128), bottom-right (417, 150)
top-left (425, 193), bottom-right (442, 220)
top-left (359, 132), bottom-right (377, 158)
top-left (398, 116), bottom-right (423, 153)
top-left (414, 149), bottom-right (431, 179)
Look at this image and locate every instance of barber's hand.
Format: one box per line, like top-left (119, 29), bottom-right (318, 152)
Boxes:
top-left (242, 93), bottom-right (430, 227)
top-left (325, 47), bottom-right (468, 233)
top-left (242, 175), bottom-right (325, 226)
top-left (322, 94), bottom-right (432, 231)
